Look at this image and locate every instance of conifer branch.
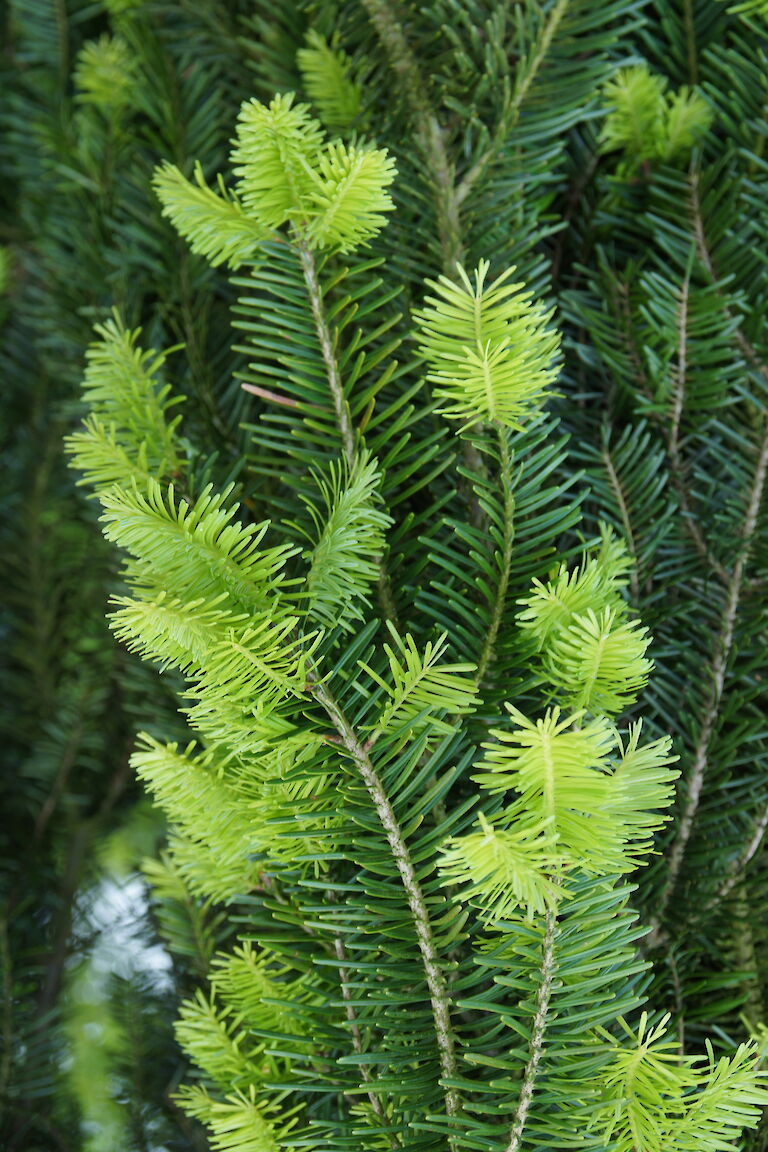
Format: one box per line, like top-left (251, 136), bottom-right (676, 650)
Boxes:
top-left (310, 673), bottom-right (462, 1121)
top-left (296, 237), bottom-right (398, 623)
top-left (690, 171), bottom-right (768, 390)
top-left (297, 238), bottom-right (357, 464)
top-left (646, 180), bottom-right (768, 939)
top-left (667, 272), bottom-right (729, 583)
top-left (476, 425), bottom-right (515, 683)
top-left (359, 0), bottom-right (464, 274)
top-left (711, 805), bottom-right (768, 909)
top-left (360, 0), bottom-right (505, 544)
top-left (456, 0), bottom-right (571, 207)
top-left (505, 907), bottom-right (558, 1152)
top-left (650, 415), bottom-right (768, 941)
top-left (601, 444), bottom-right (640, 602)
top-left (334, 936), bottom-right (401, 1148)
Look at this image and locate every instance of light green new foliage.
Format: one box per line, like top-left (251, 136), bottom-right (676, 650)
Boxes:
top-left (296, 31), bottom-right (363, 130)
top-left (439, 810), bottom-right (565, 921)
top-left (178, 1085), bottom-right (289, 1152)
top-left (132, 738), bottom-right (260, 902)
top-left (67, 89), bottom-right (768, 1152)
top-left (209, 943), bottom-right (318, 1037)
top-left (362, 624), bottom-right (480, 744)
top-left (74, 34), bottom-right (137, 114)
top-left (599, 64), bottom-right (713, 166)
top-left (100, 482), bottom-right (296, 613)
top-left (592, 1014), bottom-right (768, 1151)
top-left (154, 93), bottom-right (396, 261)
top-left (65, 315), bottom-right (184, 490)
top-left (300, 451), bottom-right (391, 630)
top-left (446, 705), bottom-right (676, 898)
top-left (231, 95), bottom-right (326, 231)
top-left (413, 259), bottom-right (560, 430)
top-left (152, 163), bottom-right (268, 269)
top-left (518, 528), bottom-right (653, 714)
top-left (175, 990), bottom-right (262, 1091)
top-left (545, 605), bottom-right (653, 715)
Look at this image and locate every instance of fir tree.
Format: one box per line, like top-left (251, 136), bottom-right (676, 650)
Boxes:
top-left (3, 0), bottom-right (767, 1148)
top-left (67, 85), bottom-right (768, 1152)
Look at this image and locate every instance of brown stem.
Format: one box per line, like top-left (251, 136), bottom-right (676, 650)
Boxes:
top-left (240, 382), bottom-right (299, 408)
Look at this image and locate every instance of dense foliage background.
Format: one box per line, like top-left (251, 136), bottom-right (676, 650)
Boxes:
top-left (1, 0), bottom-right (767, 1149)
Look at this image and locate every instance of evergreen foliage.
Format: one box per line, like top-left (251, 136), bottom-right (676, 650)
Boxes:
top-left (1, 0), bottom-right (257, 1146)
top-left (64, 68), bottom-right (768, 1150)
top-left (3, 1), bottom-right (768, 1149)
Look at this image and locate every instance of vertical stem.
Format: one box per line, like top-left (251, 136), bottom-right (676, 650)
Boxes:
top-left (505, 907), bottom-right (558, 1152)
top-left (297, 239), bottom-right (357, 466)
top-left (650, 416), bottom-right (768, 941)
top-left (296, 237), bottom-right (398, 623)
top-left (359, 0), bottom-right (464, 274)
top-left (456, 0), bottom-right (572, 206)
